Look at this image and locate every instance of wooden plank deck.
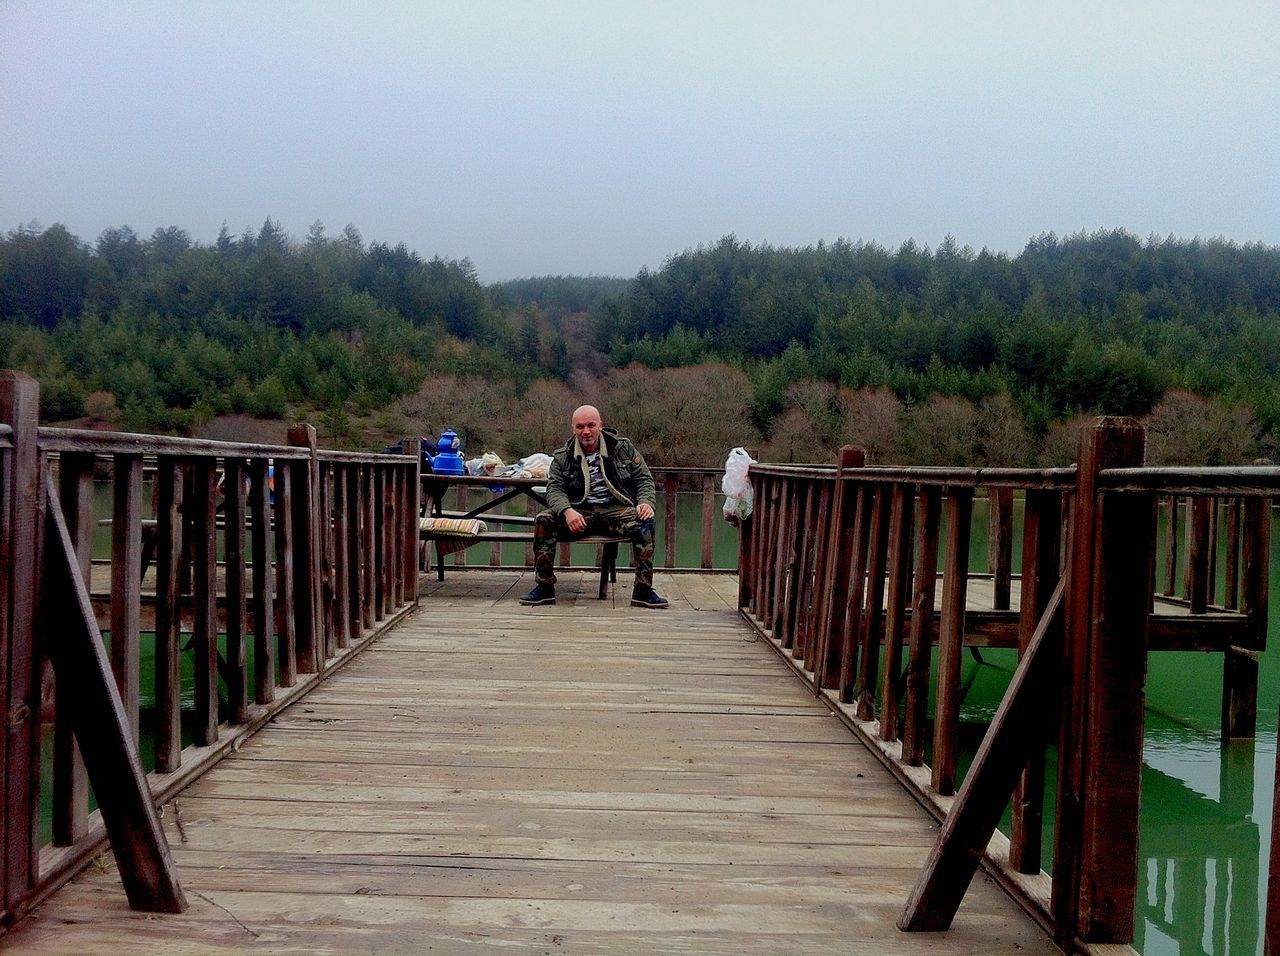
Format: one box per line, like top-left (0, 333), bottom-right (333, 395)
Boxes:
top-left (7, 571), bottom-right (1056, 954)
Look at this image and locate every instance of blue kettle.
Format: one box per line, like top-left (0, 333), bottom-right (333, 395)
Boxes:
top-left (431, 428), bottom-right (466, 475)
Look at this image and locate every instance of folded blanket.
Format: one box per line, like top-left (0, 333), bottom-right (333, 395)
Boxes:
top-left (419, 516), bottom-right (487, 557)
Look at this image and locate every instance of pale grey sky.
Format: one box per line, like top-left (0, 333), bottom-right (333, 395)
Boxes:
top-left (2, 0), bottom-right (1277, 281)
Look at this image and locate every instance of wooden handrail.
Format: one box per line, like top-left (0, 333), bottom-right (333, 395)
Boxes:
top-left (736, 424), bottom-right (1280, 951)
top-left (0, 377), bottom-right (423, 927)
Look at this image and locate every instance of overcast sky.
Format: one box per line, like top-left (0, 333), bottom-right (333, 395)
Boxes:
top-left (2, 1), bottom-right (1277, 281)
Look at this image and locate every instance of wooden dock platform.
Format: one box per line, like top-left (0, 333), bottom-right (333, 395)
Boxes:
top-left (6, 571), bottom-right (1055, 953)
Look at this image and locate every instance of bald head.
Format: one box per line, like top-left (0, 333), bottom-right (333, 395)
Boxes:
top-left (572, 405), bottom-right (603, 452)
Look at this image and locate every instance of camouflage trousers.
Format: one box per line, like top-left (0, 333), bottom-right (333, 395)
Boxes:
top-left (533, 503), bottom-right (655, 588)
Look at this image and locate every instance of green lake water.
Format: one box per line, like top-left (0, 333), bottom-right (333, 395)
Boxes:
top-left (47, 486), bottom-right (1275, 951)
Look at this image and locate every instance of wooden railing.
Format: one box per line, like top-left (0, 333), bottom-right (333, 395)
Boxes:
top-left (0, 371), bottom-right (421, 926)
top-left (736, 420), bottom-right (1277, 952)
top-left (425, 466), bottom-right (734, 571)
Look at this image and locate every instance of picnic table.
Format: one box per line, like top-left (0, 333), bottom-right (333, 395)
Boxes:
top-left (419, 473), bottom-right (626, 596)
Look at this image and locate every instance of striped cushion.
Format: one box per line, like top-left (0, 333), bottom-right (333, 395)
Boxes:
top-left (419, 517), bottom-right (487, 537)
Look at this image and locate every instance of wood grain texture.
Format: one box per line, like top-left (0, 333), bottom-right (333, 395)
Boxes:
top-left (110, 454), bottom-right (143, 743)
top-left (5, 570), bottom-right (1053, 954)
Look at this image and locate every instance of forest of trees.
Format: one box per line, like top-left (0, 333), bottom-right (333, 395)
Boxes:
top-left (1, 220), bottom-right (1277, 467)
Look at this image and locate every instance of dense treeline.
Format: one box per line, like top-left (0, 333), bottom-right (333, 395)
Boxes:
top-left (0, 219), bottom-right (574, 433)
top-left (602, 233), bottom-right (1280, 440)
top-left (1, 220), bottom-right (1278, 465)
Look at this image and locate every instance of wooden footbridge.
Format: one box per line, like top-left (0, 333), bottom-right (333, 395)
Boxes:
top-left (0, 369), bottom-right (1277, 954)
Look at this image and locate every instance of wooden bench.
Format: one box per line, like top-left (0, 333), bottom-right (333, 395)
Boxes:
top-left (419, 517), bottom-right (627, 598)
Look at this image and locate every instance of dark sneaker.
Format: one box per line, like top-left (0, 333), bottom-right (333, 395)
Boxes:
top-left (630, 586), bottom-right (669, 609)
top-left (518, 583), bottom-right (556, 606)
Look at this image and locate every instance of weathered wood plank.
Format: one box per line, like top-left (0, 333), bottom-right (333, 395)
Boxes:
top-left (287, 425), bottom-right (320, 674)
top-left (1, 372), bottom-right (40, 914)
top-left (39, 470), bottom-right (187, 914)
top-left (223, 457), bottom-right (248, 723)
top-left (856, 487), bottom-right (891, 722)
top-left (1009, 489), bottom-right (1061, 874)
top-left (899, 582), bottom-right (1064, 933)
top-left (191, 460), bottom-right (218, 747)
top-left (53, 451), bottom-right (94, 845)
top-left (932, 488), bottom-right (973, 796)
top-left (901, 488), bottom-right (941, 766)
top-left (273, 463), bottom-right (297, 687)
top-left (153, 458), bottom-right (183, 773)
top-left (879, 485), bottom-right (915, 742)
top-left (3, 570), bottom-right (1054, 955)
top-left (249, 458), bottom-right (274, 705)
top-left (110, 454), bottom-right (143, 744)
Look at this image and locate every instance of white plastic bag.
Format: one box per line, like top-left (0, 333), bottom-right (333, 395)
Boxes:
top-left (721, 447), bottom-right (757, 521)
top-left (516, 452), bottom-right (553, 479)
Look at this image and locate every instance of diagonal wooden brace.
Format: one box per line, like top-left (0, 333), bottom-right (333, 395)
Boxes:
top-left (898, 577), bottom-right (1064, 932)
top-left (38, 470), bottom-right (186, 913)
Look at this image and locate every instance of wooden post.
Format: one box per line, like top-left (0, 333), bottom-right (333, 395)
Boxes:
top-left (110, 455), bottom-right (143, 744)
top-left (769, 480), bottom-right (796, 636)
top-left (1053, 417), bottom-right (1150, 946)
top-left (701, 474), bottom-right (716, 569)
top-left (802, 481), bottom-right (833, 672)
top-left (879, 485), bottom-right (915, 741)
top-left (249, 458), bottom-right (274, 704)
top-left (816, 448), bottom-right (865, 688)
top-left (1009, 489), bottom-right (1062, 873)
top-left (1163, 494), bottom-right (1179, 596)
top-left (0, 371), bottom-right (40, 915)
top-left (361, 467), bottom-right (376, 628)
top-left (988, 487), bottom-right (1013, 610)
top-left (1224, 496), bottom-right (1269, 739)
top-left (346, 466), bottom-right (364, 638)
top-left (1185, 495), bottom-right (1211, 614)
top-left (932, 487), bottom-right (973, 796)
top-left (53, 452), bottom-right (94, 845)
top-left (389, 467), bottom-right (401, 606)
top-left (664, 473), bottom-right (678, 569)
top-left (736, 473), bottom-right (756, 610)
top-left (788, 481), bottom-right (818, 659)
top-left (403, 441), bottom-right (421, 602)
top-left (191, 460), bottom-right (218, 747)
top-left (856, 487), bottom-right (892, 722)
top-left (273, 464), bottom-right (297, 687)
top-left (1224, 497), bottom-right (1241, 611)
top-left (287, 425), bottom-right (321, 674)
top-left (223, 457), bottom-right (248, 723)
top-left (382, 468), bottom-right (395, 615)
top-left (750, 475), bottom-right (771, 618)
top-left (763, 478), bottom-right (784, 628)
top-left (318, 464), bottom-right (336, 659)
top-left (331, 464), bottom-right (349, 650)
top-left (153, 458), bottom-right (183, 772)
top-left (780, 481), bottom-right (809, 651)
top-left (901, 487), bottom-right (941, 765)
top-left (838, 486), bottom-right (873, 705)
top-left (39, 471), bottom-right (187, 913)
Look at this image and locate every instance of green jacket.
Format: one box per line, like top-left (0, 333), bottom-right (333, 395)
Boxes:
top-left (545, 428), bottom-right (656, 515)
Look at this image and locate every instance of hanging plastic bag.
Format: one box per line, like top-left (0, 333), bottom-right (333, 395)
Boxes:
top-left (721, 447), bottom-right (757, 521)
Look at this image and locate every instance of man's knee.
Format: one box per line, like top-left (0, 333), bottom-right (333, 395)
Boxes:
top-left (534, 510), bottom-right (560, 545)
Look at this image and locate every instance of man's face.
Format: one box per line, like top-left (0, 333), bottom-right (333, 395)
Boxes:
top-left (573, 408), bottom-right (602, 452)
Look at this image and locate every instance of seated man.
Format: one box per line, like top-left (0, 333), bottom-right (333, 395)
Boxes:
top-left (519, 404), bottom-right (668, 608)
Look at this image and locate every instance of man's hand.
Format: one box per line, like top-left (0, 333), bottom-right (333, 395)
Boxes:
top-left (564, 507), bottom-right (587, 533)
top-left (636, 502), bottom-right (654, 521)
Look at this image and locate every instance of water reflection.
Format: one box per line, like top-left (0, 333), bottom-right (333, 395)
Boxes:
top-left (1135, 740), bottom-right (1262, 955)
